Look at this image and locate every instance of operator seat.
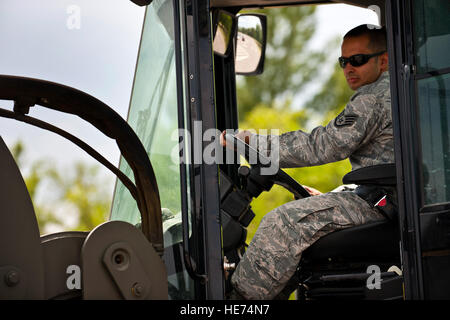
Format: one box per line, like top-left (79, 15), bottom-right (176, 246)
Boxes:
top-left (303, 218), bottom-right (399, 262)
top-left (297, 164), bottom-right (402, 300)
top-left (303, 163), bottom-right (399, 260)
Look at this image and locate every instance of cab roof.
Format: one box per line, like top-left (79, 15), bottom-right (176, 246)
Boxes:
top-left (210, 0), bottom-right (384, 9)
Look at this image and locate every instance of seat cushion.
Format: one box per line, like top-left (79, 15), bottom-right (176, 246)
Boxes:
top-left (342, 163), bottom-right (396, 185)
top-left (302, 219), bottom-right (400, 262)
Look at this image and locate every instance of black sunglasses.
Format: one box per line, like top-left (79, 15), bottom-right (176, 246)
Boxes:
top-left (338, 51), bottom-right (386, 68)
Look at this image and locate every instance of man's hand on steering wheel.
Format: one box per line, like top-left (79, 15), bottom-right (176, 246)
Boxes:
top-left (303, 185), bottom-right (322, 196)
top-left (219, 130), bottom-right (312, 199)
top-left (220, 130), bottom-right (252, 148)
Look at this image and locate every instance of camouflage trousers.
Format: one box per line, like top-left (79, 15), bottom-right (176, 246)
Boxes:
top-left (231, 191), bottom-right (386, 300)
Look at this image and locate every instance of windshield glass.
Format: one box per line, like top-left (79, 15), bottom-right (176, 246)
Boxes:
top-left (110, 0), bottom-right (193, 299)
top-left (111, 0), bottom-right (180, 227)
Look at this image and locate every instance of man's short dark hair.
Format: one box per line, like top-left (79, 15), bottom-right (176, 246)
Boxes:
top-left (344, 24), bottom-right (387, 52)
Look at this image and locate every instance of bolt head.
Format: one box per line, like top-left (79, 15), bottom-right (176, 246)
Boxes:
top-left (5, 270), bottom-right (20, 287)
top-left (132, 283), bottom-right (144, 297)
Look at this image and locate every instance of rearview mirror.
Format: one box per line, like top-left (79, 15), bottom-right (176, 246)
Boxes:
top-left (235, 14), bottom-right (267, 75)
top-left (213, 10), bottom-right (236, 57)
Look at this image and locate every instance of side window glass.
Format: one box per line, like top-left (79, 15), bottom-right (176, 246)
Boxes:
top-left (418, 74), bottom-right (450, 204)
top-left (413, 0), bottom-right (450, 74)
top-left (414, 0), bottom-right (450, 205)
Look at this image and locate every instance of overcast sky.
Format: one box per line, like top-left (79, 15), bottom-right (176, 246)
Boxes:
top-left (0, 1), bottom-right (377, 195)
top-left (0, 0), bottom-right (145, 172)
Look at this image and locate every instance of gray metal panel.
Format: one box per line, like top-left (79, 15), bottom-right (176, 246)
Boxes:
top-left (0, 137), bottom-right (45, 299)
top-left (41, 232), bottom-right (88, 299)
top-left (82, 220), bottom-right (168, 300)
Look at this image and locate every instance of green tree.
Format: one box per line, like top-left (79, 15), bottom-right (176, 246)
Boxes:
top-left (11, 141), bottom-right (111, 234)
top-left (237, 6), bottom-right (327, 117)
top-left (11, 141), bottom-right (64, 229)
top-left (304, 61), bottom-right (354, 116)
top-left (45, 162), bottom-right (111, 232)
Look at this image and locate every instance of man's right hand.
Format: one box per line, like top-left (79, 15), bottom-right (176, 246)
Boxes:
top-left (220, 130), bottom-right (253, 148)
top-left (303, 185), bottom-right (322, 196)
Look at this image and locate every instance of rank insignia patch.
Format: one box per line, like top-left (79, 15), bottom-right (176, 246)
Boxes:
top-left (334, 111), bottom-right (358, 127)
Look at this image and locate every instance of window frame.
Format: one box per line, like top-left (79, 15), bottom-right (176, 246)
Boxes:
top-left (387, 0), bottom-right (450, 299)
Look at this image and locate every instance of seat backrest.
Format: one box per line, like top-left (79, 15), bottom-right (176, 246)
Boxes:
top-left (343, 163), bottom-right (396, 185)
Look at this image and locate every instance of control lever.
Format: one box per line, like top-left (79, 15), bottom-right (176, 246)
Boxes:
top-left (238, 165), bottom-right (250, 190)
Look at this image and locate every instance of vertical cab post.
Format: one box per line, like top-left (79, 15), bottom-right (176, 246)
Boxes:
top-left (183, 0), bottom-right (225, 299)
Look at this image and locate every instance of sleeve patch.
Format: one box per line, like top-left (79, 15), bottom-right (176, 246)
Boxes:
top-left (334, 111), bottom-right (358, 127)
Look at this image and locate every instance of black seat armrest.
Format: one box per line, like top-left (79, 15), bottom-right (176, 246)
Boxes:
top-left (343, 163), bottom-right (396, 185)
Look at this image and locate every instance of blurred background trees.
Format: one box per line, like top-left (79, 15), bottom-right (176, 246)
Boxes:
top-left (11, 140), bottom-right (111, 234)
top-left (237, 6), bottom-right (325, 116)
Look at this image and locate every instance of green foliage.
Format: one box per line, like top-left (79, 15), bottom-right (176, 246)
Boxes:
top-left (304, 61), bottom-right (354, 115)
top-left (150, 153), bottom-right (181, 214)
top-left (240, 102), bottom-right (308, 130)
top-left (10, 141), bottom-right (111, 234)
top-left (237, 6), bottom-right (327, 117)
top-left (46, 162), bottom-right (111, 232)
top-left (10, 140), bottom-right (24, 167)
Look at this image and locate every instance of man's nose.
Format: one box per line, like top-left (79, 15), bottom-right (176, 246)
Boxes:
top-left (343, 62), bottom-right (355, 75)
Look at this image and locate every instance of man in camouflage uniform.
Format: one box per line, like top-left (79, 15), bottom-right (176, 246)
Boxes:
top-left (227, 25), bottom-right (393, 299)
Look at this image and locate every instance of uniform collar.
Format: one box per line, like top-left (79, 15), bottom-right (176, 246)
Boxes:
top-left (357, 71), bottom-right (389, 94)
top-left (351, 71), bottom-right (390, 100)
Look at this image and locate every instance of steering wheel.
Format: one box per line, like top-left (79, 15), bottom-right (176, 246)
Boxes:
top-left (224, 134), bottom-right (310, 199)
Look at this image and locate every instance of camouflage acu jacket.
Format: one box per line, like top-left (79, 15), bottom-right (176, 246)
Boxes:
top-left (254, 71), bottom-right (393, 170)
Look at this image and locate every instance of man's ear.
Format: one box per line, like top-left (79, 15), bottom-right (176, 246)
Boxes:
top-left (380, 52), bottom-right (389, 71)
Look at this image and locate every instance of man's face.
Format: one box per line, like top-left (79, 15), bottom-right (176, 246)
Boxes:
top-left (341, 35), bottom-right (388, 90)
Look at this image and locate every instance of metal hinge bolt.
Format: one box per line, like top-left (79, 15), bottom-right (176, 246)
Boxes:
top-left (4, 270), bottom-right (20, 287)
top-left (132, 282), bottom-right (144, 297)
